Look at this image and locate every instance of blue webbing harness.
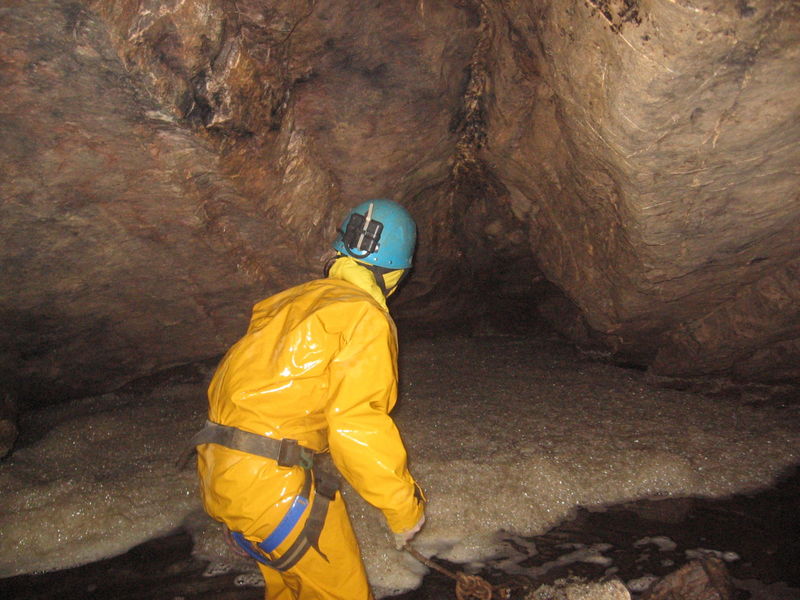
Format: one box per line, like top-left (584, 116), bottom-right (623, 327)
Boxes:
top-left (184, 420), bottom-right (339, 571)
top-left (251, 494), bottom-right (310, 554)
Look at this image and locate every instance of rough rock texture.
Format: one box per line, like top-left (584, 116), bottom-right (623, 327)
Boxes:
top-left (527, 579), bottom-right (631, 600)
top-left (642, 557), bottom-right (735, 600)
top-left (525, 558), bottom-right (735, 600)
top-left (0, 394), bottom-right (17, 458)
top-left (1, 0), bottom-right (799, 409)
top-left (482, 0), bottom-right (800, 376)
top-left (0, 1), bottom-right (282, 402)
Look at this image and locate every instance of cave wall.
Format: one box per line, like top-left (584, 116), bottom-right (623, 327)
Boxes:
top-left (1, 0), bottom-right (799, 413)
top-left (480, 0), bottom-right (800, 378)
top-left (1, 1), bottom-right (268, 401)
top-left (1, 0), bottom-right (487, 407)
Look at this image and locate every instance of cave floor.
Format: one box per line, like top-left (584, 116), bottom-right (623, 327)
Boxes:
top-left (3, 325), bottom-right (800, 599)
top-left (2, 468), bottom-right (798, 600)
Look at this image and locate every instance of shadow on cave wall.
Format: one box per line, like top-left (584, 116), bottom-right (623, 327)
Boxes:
top-left (1, 0), bottom-right (800, 427)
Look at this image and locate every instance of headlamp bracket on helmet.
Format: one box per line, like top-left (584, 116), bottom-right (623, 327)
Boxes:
top-left (332, 198), bottom-right (415, 268)
top-left (340, 211), bottom-right (383, 259)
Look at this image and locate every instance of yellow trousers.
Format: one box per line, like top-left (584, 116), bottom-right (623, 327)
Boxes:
top-left (257, 494), bottom-right (374, 600)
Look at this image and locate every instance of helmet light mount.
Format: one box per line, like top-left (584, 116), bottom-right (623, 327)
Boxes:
top-left (340, 202), bottom-right (384, 260)
top-left (332, 198), bottom-right (416, 269)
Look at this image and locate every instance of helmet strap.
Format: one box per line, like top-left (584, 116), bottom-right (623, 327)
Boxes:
top-left (326, 256), bottom-right (407, 302)
top-left (365, 265), bottom-right (391, 297)
top-left (322, 254), bottom-right (339, 278)
top-left (366, 265), bottom-right (409, 298)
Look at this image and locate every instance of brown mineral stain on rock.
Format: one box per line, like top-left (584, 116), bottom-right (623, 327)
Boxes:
top-left (2, 0), bottom-right (800, 407)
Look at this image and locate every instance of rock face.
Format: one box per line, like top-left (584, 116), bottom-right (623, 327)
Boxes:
top-left (484, 0), bottom-right (800, 380)
top-left (642, 556), bottom-right (735, 600)
top-left (0, 394), bottom-right (17, 458)
top-left (527, 578), bottom-right (632, 600)
top-left (1, 1), bottom-right (274, 401)
top-left (1, 0), bottom-right (798, 409)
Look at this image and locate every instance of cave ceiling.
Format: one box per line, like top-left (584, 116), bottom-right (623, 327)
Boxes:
top-left (1, 0), bottom-right (799, 409)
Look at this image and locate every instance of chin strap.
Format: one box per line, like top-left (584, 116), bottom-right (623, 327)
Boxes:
top-left (366, 265), bottom-right (390, 296)
top-left (326, 256), bottom-right (407, 309)
top-left (366, 264), bottom-right (408, 298)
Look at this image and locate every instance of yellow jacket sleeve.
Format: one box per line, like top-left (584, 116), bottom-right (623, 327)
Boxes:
top-left (324, 304), bottom-right (423, 533)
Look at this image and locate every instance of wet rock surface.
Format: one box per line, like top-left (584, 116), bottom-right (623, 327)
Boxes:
top-left (2, 0), bottom-right (800, 409)
top-left (0, 0), bottom-right (274, 402)
top-left (641, 557), bottom-right (734, 600)
top-left (484, 0), bottom-right (800, 379)
top-left (2, 468), bottom-right (797, 599)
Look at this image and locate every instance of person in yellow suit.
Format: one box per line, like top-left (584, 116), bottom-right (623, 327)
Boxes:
top-left (191, 199), bottom-right (425, 599)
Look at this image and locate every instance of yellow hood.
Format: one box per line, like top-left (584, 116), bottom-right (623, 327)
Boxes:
top-left (327, 256), bottom-right (405, 310)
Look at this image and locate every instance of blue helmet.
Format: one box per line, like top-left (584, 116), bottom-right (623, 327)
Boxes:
top-left (332, 199), bottom-right (417, 269)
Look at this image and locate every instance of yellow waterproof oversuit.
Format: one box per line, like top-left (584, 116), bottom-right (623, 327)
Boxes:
top-left (196, 259), bottom-right (424, 600)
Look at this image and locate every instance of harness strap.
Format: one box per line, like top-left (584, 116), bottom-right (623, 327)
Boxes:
top-left (231, 468), bottom-right (340, 571)
top-left (258, 469), bottom-right (312, 553)
top-left (183, 419), bottom-right (340, 571)
top-left (178, 420), bottom-right (314, 469)
top-left (264, 468), bottom-right (339, 571)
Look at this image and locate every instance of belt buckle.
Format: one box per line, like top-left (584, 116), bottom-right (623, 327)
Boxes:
top-left (277, 438), bottom-right (299, 467)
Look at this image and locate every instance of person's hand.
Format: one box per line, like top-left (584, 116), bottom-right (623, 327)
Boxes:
top-left (393, 513), bottom-right (425, 550)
